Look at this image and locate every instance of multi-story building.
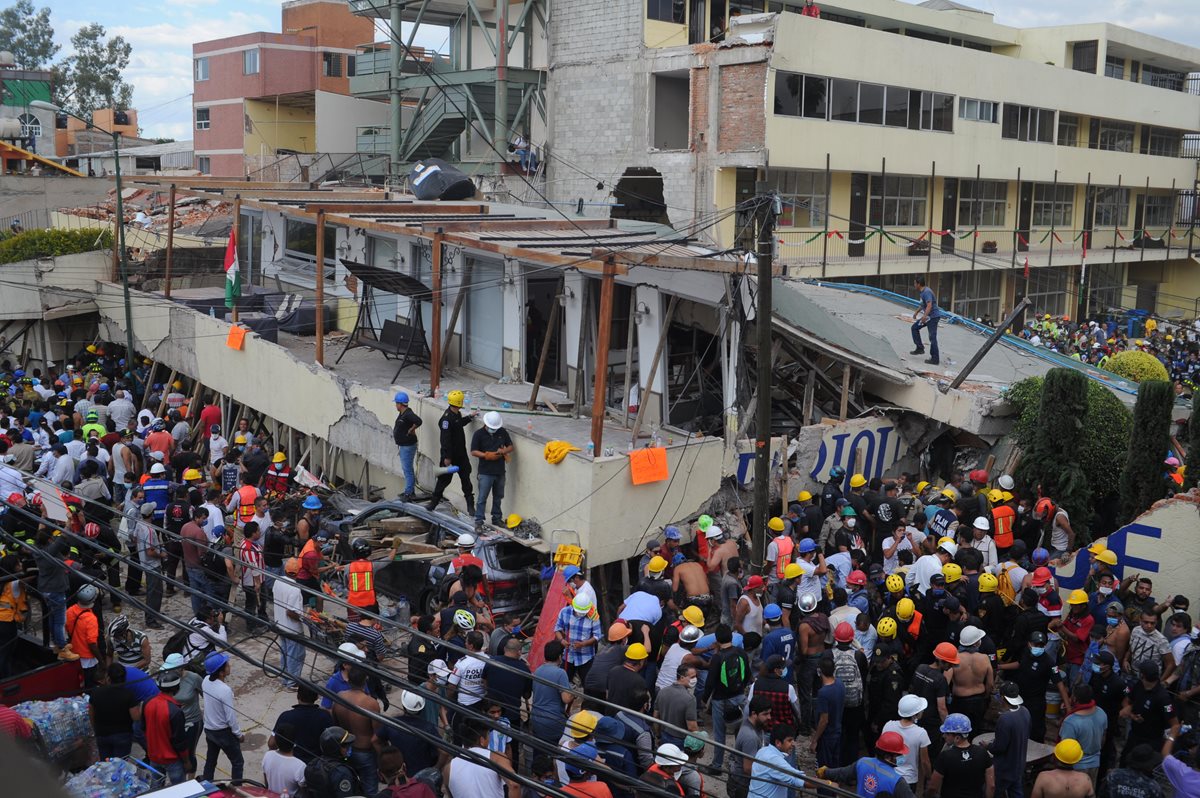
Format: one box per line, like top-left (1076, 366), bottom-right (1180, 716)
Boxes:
top-left (192, 0), bottom-right (384, 177)
top-left (0, 57), bottom-right (55, 157)
top-left (545, 0), bottom-right (1200, 320)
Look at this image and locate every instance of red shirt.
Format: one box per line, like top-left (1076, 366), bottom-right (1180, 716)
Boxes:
top-left (1062, 610), bottom-right (1096, 665)
top-left (145, 430), bottom-right (174, 459)
top-left (199, 404), bottom-right (222, 435)
top-left (181, 521), bottom-right (208, 569)
top-left (144, 693), bottom-right (185, 764)
top-left (299, 538), bottom-right (321, 580)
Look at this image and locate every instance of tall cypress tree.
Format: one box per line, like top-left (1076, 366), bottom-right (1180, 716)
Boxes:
top-left (1119, 379), bottom-right (1174, 523)
top-left (1186, 400), bottom-right (1200, 492)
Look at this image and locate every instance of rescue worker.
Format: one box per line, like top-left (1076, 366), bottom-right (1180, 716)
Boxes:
top-left (263, 452), bottom-right (292, 499)
top-left (763, 517), bottom-right (794, 584)
top-left (226, 473), bottom-right (260, 531)
top-left (305, 726), bottom-right (364, 798)
top-left (820, 466), bottom-right (846, 518)
top-left (448, 534), bottom-right (484, 575)
top-left (991, 490), bottom-right (1017, 557)
top-left (818, 730), bottom-right (914, 798)
top-left (392, 391), bottom-right (422, 500)
top-left (427, 389), bottom-right (475, 514)
top-left (345, 539), bottom-right (377, 617)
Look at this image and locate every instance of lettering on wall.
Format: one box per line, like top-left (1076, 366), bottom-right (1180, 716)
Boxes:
top-left (808, 417), bottom-right (907, 486)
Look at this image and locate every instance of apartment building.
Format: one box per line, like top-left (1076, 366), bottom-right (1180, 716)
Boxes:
top-left (546, 0), bottom-right (1200, 320)
top-left (192, 0), bottom-right (386, 177)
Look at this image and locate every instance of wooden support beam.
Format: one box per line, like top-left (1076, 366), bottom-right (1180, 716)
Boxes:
top-left (778, 339), bottom-right (866, 418)
top-left (734, 339), bottom-right (783, 443)
top-left (619, 289), bottom-right (638, 427)
top-left (528, 274), bottom-right (564, 410)
top-left (303, 202), bottom-right (489, 215)
top-left (140, 362), bottom-right (158, 408)
top-left (439, 258), bottom-right (472, 373)
top-left (839, 365), bottom-right (852, 421)
top-left (421, 219), bottom-right (615, 233)
top-left (591, 248), bottom-right (783, 276)
top-left (164, 184), bottom-right (176, 299)
top-left (630, 294), bottom-right (679, 445)
top-left (802, 370), bottom-right (816, 426)
top-left (314, 209), bottom-right (326, 366)
top-left (156, 370), bottom-right (177, 418)
top-left (430, 230), bottom-right (444, 393)
top-left (589, 258), bottom-right (617, 451)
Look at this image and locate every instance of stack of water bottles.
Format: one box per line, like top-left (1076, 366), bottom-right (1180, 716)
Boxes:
top-left (64, 758), bottom-right (152, 798)
top-left (14, 695), bottom-right (91, 760)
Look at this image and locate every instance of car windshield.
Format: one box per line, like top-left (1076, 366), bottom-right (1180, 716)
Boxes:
top-left (492, 541), bottom-right (539, 572)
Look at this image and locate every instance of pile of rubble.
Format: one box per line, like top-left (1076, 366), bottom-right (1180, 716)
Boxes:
top-left (59, 187), bottom-right (233, 237)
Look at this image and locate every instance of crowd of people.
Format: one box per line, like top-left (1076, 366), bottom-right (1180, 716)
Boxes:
top-left (1, 344), bottom-right (1200, 798)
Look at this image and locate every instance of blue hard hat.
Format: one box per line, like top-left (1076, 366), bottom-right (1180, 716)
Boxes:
top-left (939, 713), bottom-right (972, 735)
top-left (663, 525), bottom-right (681, 540)
top-left (564, 742), bottom-right (598, 777)
top-left (12, 369), bottom-right (23, 378)
top-left (31, 378), bottom-right (39, 386)
top-left (830, 466), bottom-right (846, 479)
top-left (303, 495), bottom-right (323, 510)
top-left (394, 391), bottom-right (410, 404)
top-left (204, 651), bottom-right (230, 676)
top-left (1032, 547), bottom-right (1049, 565)
top-left (213, 525), bottom-right (227, 537)
top-left (562, 565), bottom-right (581, 581)
top-left (153, 383), bottom-right (163, 390)
top-left (99, 383), bottom-right (109, 392)
top-left (798, 537), bottom-right (817, 554)
top-left (763, 603), bottom-right (782, 621)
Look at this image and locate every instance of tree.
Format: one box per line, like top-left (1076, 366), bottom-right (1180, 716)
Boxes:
top-left (53, 23), bottom-right (133, 118)
top-left (1014, 368), bottom-right (1093, 542)
top-left (0, 0), bottom-right (59, 70)
top-left (1118, 379), bottom-right (1174, 523)
top-left (1186, 401), bottom-right (1200, 492)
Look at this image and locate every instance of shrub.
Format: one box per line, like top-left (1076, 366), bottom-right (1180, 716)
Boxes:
top-left (1186, 402), bottom-right (1200, 492)
top-left (1119, 379), bottom-right (1175, 523)
top-left (1106, 350), bottom-right (1169, 384)
top-left (0, 228), bottom-right (113, 265)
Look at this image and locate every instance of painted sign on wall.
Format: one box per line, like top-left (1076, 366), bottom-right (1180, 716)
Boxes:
top-left (807, 417), bottom-right (908, 485)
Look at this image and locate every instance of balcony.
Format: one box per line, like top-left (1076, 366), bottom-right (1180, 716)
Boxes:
top-left (350, 44), bottom-right (454, 97)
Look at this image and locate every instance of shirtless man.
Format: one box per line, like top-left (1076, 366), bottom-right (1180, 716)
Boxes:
top-left (951, 626), bottom-right (994, 734)
top-left (1101, 602), bottom-right (1131, 666)
top-left (331, 665), bottom-right (383, 791)
top-left (795, 595), bottom-right (830, 735)
top-left (1031, 740), bottom-right (1095, 798)
top-left (705, 526), bottom-right (739, 576)
top-left (672, 555), bottom-right (713, 623)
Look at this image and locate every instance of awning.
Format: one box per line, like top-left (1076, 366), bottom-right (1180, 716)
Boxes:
top-left (340, 259), bottom-right (432, 298)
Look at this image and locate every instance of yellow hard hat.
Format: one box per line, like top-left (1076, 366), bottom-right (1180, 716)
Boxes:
top-left (850, 474), bottom-right (867, 488)
top-left (1096, 549), bottom-right (1118, 566)
top-left (447, 389), bottom-right (464, 408)
top-left (172, 380), bottom-right (183, 390)
top-left (1054, 739), bottom-right (1083, 765)
top-left (234, 435), bottom-right (248, 445)
top-left (1001, 491), bottom-right (1014, 502)
top-left (626, 643), bottom-right (649, 661)
top-left (877, 617), bottom-right (898, 638)
top-left (885, 574), bottom-right (905, 594)
top-left (797, 490), bottom-right (813, 502)
top-left (978, 573), bottom-right (998, 593)
top-left (1044, 314), bottom-right (1051, 320)
top-left (272, 452), bottom-right (287, 463)
top-left (506, 513), bottom-right (522, 529)
top-left (682, 606), bottom-right (705, 627)
top-left (566, 710), bottom-right (598, 739)
top-left (942, 563), bottom-right (962, 584)
top-left (86, 344), bottom-right (98, 354)
top-left (647, 556), bottom-right (668, 574)
top-left (784, 562), bottom-right (803, 580)
top-left (1087, 542), bottom-right (1106, 556)
top-left (182, 468), bottom-right (202, 481)
top-left (143, 357), bottom-right (152, 365)
top-left (916, 481), bottom-right (930, 494)
top-left (937, 536), bottom-right (955, 548)
top-left (896, 598), bottom-right (915, 621)
top-left (987, 489), bottom-right (1004, 504)
top-left (940, 488), bottom-right (956, 499)
top-left (1166, 335), bottom-right (1174, 341)
top-left (768, 517), bottom-right (785, 533)
top-left (1068, 589), bottom-right (1089, 605)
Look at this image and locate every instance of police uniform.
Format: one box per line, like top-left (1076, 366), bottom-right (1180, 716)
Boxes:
top-left (428, 407), bottom-right (474, 512)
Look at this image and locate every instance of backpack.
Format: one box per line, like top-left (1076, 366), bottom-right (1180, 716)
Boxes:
top-left (163, 626), bottom-right (189, 660)
top-left (717, 649), bottom-right (750, 695)
top-left (832, 646), bottom-right (863, 707)
top-left (1178, 642), bottom-right (1200, 693)
top-left (996, 563), bottom-right (1020, 607)
top-left (202, 541), bottom-right (228, 581)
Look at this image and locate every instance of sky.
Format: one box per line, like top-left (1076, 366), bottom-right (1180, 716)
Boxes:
top-left (38, 0), bottom-right (1200, 140)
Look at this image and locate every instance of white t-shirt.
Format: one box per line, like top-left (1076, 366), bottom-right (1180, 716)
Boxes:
top-left (1051, 509), bottom-right (1071, 552)
top-left (448, 747), bottom-right (504, 798)
top-left (881, 533), bottom-right (914, 573)
top-left (209, 435), bottom-right (228, 465)
top-left (969, 535), bottom-right (998, 569)
top-left (795, 559), bottom-right (821, 604)
top-left (450, 653), bottom-right (488, 706)
top-left (273, 578), bottom-right (304, 634)
top-left (907, 554), bottom-right (943, 592)
top-left (262, 750), bottom-right (306, 795)
top-left (881, 720), bottom-right (931, 784)
top-left (656, 643), bottom-right (689, 691)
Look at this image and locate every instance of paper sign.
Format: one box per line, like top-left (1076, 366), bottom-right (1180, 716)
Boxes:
top-left (629, 447), bottom-right (669, 485)
top-left (27, 477), bottom-right (69, 523)
top-left (226, 325), bottom-right (247, 350)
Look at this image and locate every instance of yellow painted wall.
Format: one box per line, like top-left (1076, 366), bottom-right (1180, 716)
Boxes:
top-left (243, 99), bottom-right (316, 157)
top-left (714, 167), bottom-right (738, 246)
top-left (645, 18), bottom-right (688, 48)
top-left (1153, 258), bottom-right (1200, 316)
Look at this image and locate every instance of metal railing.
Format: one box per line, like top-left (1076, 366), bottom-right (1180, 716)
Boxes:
top-left (355, 127), bottom-right (391, 154)
top-left (352, 44), bottom-right (452, 77)
top-left (1, 208), bottom-right (51, 234)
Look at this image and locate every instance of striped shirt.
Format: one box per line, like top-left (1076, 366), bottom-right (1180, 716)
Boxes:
top-left (554, 606), bottom-right (601, 666)
top-left (113, 630), bottom-right (148, 667)
top-left (344, 621), bottom-right (388, 660)
top-left (488, 716), bottom-right (512, 754)
top-left (239, 539), bottom-right (264, 588)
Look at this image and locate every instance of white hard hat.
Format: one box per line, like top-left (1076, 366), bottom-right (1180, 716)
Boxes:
top-left (997, 474), bottom-right (1015, 491)
top-left (456, 533), bottom-right (476, 548)
top-left (972, 516), bottom-right (990, 531)
top-left (898, 694), bottom-right (928, 718)
top-left (400, 690), bottom-right (426, 713)
top-left (483, 411), bottom-right (503, 430)
top-left (149, 463), bottom-right (166, 475)
top-left (939, 541), bottom-right (958, 557)
top-left (337, 642), bottom-right (364, 660)
top-left (655, 743), bottom-right (688, 766)
top-left (428, 658), bottom-right (451, 684)
top-left (959, 625), bottom-right (986, 647)
top-left (704, 524), bottom-right (724, 539)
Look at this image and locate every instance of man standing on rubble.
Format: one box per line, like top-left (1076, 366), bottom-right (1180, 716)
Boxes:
top-left (427, 390), bottom-right (475, 515)
top-left (470, 411), bottom-right (513, 530)
top-left (392, 392), bottom-right (422, 501)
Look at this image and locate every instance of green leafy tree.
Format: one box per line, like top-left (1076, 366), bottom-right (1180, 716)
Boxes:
top-left (1106, 350), bottom-right (1170, 384)
top-left (53, 23), bottom-right (133, 118)
top-left (0, 0), bottom-right (59, 70)
top-left (1013, 368), bottom-right (1093, 543)
top-left (1118, 379), bottom-right (1174, 523)
top-left (1186, 401), bottom-right (1200, 492)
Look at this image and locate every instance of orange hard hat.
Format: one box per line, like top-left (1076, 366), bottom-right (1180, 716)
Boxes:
top-left (933, 642), bottom-right (960, 665)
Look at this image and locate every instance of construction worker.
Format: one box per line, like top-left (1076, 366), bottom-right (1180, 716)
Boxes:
top-left (81, 410), bottom-right (105, 441)
top-left (447, 533), bottom-right (484, 576)
top-left (818, 730), bottom-right (914, 798)
top-left (345, 539), bottom-right (377, 616)
top-left (392, 391), bottom-right (422, 500)
top-left (226, 473), bottom-right (260, 531)
top-left (262, 452), bottom-right (292, 499)
top-left (763, 517), bottom-right (794, 584)
top-left (1031, 739), bottom-right (1094, 798)
top-left (143, 463), bottom-right (171, 524)
top-left (991, 490), bottom-right (1017, 556)
top-left (427, 389), bottom-right (476, 514)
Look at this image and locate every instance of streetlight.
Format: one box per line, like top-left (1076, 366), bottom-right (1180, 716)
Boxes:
top-left (31, 100), bottom-right (139, 393)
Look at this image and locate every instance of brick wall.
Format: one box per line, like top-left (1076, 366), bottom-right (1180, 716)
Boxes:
top-left (717, 62), bottom-right (767, 152)
top-left (689, 66), bottom-right (708, 151)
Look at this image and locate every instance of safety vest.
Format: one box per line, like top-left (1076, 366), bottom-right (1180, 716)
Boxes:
top-left (236, 485), bottom-right (258, 524)
top-left (0, 582), bottom-right (27, 623)
top-left (347, 560), bottom-right (375, 607)
top-left (856, 757), bottom-right (903, 798)
top-left (263, 466), bottom-right (291, 496)
top-left (992, 505), bottom-right (1016, 549)
top-left (451, 553), bottom-right (485, 574)
top-left (773, 535), bottom-right (795, 580)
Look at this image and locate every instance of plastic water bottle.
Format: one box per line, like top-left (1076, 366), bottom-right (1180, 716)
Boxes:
top-left (586, 440), bottom-right (594, 457)
top-left (526, 418), bottom-right (534, 434)
top-left (396, 595), bottom-right (411, 626)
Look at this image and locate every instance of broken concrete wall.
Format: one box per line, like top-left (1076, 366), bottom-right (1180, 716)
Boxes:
top-left (787, 415), bottom-right (912, 497)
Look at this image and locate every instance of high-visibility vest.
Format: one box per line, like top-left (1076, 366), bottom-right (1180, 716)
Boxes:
top-left (263, 466), bottom-right (291, 495)
top-left (451, 553), bottom-right (485, 574)
top-left (992, 505), bottom-right (1016, 548)
top-left (0, 582), bottom-right (27, 623)
top-left (347, 560), bottom-right (375, 607)
top-left (236, 485), bottom-right (257, 523)
top-left (773, 535), bottom-right (795, 579)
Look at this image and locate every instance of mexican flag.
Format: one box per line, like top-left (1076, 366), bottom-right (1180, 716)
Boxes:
top-left (223, 228), bottom-right (240, 308)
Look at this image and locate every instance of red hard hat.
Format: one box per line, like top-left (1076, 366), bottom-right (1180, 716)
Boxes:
top-left (83, 522), bottom-right (101, 539)
top-left (933, 642), bottom-right (960, 665)
top-left (847, 569), bottom-right (867, 587)
top-left (876, 730), bottom-right (910, 756)
top-left (968, 469), bottom-right (988, 484)
top-left (1031, 566), bottom-right (1053, 586)
top-left (834, 622), bottom-right (855, 643)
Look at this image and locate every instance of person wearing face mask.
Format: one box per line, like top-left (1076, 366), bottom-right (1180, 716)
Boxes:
top-left (1088, 651), bottom-right (1126, 781)
top-left (999, 630), bottom-right (1070, 743)
top-left (1090, 572), bottom-right (1121, 626)
top-left (1120, 659), bottom-right (1180, 764)
top-left (832, 507), bottom-right (863, 553)
top-left (1101, 601), bottom-right (1132, 665)
top-left (1082, 545), bottom-right (1117, 594)
top-left (654, 664), bottom-right (700, 748)
top-left (1062, 590), bottom-right (1097, 688)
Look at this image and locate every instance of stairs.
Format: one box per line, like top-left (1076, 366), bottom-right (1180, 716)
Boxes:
top-left (0, 141), bottom-right (84, 177)
top-left (401, 84), bottom-right (529, 162)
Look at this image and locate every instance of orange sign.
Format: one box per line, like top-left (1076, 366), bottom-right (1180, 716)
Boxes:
top-left (629, 446), bottom-right (669, 485)
top-left (226, 325), bottom-right (247, 350)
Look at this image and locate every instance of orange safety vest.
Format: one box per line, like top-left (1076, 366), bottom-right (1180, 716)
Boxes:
top-left (773, 535), bottom-right (795, 579)
top-left (0, 582), bottom-right (27, 623)
top-left (991, 505), bottom-right (1016, 549)
top-left (347, 560), bottom-right (375, 607)
top-left (451, 553), bottom-right (485, 574)
top-left (236, 485), bottom-right (258, 524)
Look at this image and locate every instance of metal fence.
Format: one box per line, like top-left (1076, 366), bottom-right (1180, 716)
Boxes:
top-left (2, 208), bottom-right (51, 234)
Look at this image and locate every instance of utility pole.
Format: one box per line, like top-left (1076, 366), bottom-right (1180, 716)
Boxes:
top-left (752, 184), bottom-right (777, 574)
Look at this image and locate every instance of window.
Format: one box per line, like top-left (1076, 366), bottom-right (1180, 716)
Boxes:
top-left (1104, 55), bottom-right (1125, 80)
top-left (1026, 266), bottom-right (1068, 317)
top-left (774, 72), bottom-right (802, 116)
top-left (773, 71), bottom-right (951, 132)
top-left (958, 180), bottom-right (1007, 227)
top-left (1093, 187), bottom-right (1130, 227)
top-left (194, 57), bottom-right (209, 81)
top-left (1057, 114), bottom-right (1079, 147)
top-left (959, 97), bottom-right (998, 123)
top-left (1143, 195), bottom-right (1174, 228)
top-left (1144, 127), bottom-right (1182, 157)
top-left (829, 78), bottom-right (857, 122)
top-left (869, 176), bottom-right (927, 227)
top-left (1092, 119), bottom-right (1134, 152)
top-left (652, 74), bottom-right (689, 149)
top-left (197, 156), bottom-right (210, 174)
top-left (322, 52), bottom-right (342, 77)
top-left (950, 271), bottom-right (1002, 322)
top-left (243, 48), bottom-right (259, 75)
top-left (858, 83), bottom-right (884, 125)
top-left (647, 0), bottom-right (685, 23)
top-left (1002, 104), bottom-right (1054, 143)
top-left (1033, 183), bottom-right (1073, 227)
top-left (884, 86), bottom-right (910, 128)
top-left (347, 55), bottom-right (356, 77)
top-left (1072, 40), bottom-right (1097, 73)
top-left (195, 108), bottom-right (210, 131)
top-left (1141, 65), bottom-right (1185, 92)
top-left (920, 91), bottom-right (954, 132)
top-left (770, 169), bottom-right (828, 227)
top-left (16, 113), bottom-right (41, 138)
top-left (284, 217), bottom-right (337, 278)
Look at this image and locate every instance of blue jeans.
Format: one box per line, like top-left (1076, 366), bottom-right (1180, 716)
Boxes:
top-left (349, 747), bottom-right (378, 794)
top-left (911, 316), bottom-right (940, 362)
top-left (151, 758), bottom-right (187, 786)
top-left (96, 731), bottom-right (133, 759)
top-left (475, 472), bottom-right (505, 524)
top-left (279, 634), bottom-right (306, 687)
top-left (398, 445), bottom-right (417, 495)
top-left (264, 565), bottom-right (282, 599)
top-left (710, 694), bottom-right (745, 768)
top-left (44, 591), bottom-right (66, 648)
top-left (185, 567), bottom-right (211, 618)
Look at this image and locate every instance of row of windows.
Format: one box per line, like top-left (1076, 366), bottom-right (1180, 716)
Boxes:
top-left (1073, 41), bottom-right (1189, 92)
top-left (194, 50), bottom-right (355, 82)
top-left (774, 73), bottom-right (954, 132)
